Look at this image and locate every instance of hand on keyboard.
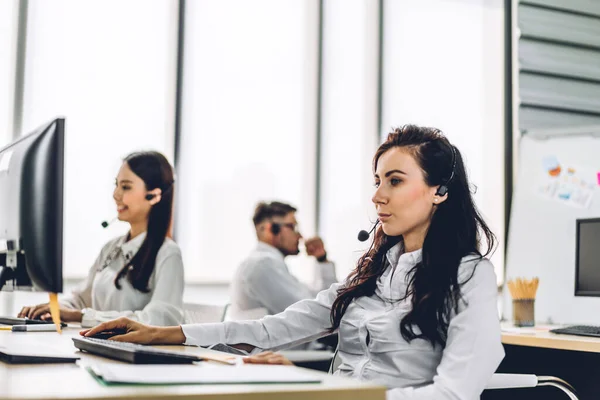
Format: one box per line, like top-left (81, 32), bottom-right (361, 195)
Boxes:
top-left (87, 328), bottom-right (128, 340)
top-left (80, 318), bottom-right (149, 343)
top-left (80, 317), bottom-right (186, 345)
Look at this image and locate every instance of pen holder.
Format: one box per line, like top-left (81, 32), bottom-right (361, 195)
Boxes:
top-left (513, 299), bottom-right (535, 327)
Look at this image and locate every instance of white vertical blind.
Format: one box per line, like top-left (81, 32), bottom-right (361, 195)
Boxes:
top-left (381, 0), bottom-right (505, 282)
top-left (176, 0), bottom-right (319, 282)
top-left (0, 0), bottom-right (18, 147)
top-left (21, 0), bottom-right (178, 278)
top-left (319, 0), bottom-right (380, 279)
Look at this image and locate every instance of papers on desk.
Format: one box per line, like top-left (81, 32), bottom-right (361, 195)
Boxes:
top-left (88, 363), bottom-right (322, 385)
top-left (0, 344), bottom-right (79, 364)
top-left (501, 325), bottom-right (554, 335)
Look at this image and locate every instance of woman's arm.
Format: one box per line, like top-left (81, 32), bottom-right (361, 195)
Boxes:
top-left (83, 281), bottom-right (344, 349)
top-left (181, 281), bottom-right (342, 350)
top-left (18, 249), bottom-right (104, 320)
top-left (80, 250), bottom-right (184, 328)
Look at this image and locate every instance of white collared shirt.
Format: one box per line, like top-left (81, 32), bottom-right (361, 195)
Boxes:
top-left (182, 243), bottom-right (504, 400)
top-left (60, 232), bottom-right (184, 328)
top-left (229, 241), bottom-right (337, 316)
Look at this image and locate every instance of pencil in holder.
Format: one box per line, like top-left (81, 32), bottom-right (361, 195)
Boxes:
top-left (507, 277), bottom-right (539, 327)
top-left (512, 298), bottom-right (535, 327)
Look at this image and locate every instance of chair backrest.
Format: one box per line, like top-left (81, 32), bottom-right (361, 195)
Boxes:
top-left (328, 345), bottom-right (341, 374)
top-left (183, 302), bottom-right (229, 324)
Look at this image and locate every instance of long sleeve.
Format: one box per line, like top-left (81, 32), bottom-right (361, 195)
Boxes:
top-left (182, 281), bottom-right (343, 349)
top-left (59, 252), bottom-right (103, 310)
top-left (386, 259), bottom-right (504, 400)
top-left (245, 258), bottom-right (318, 315)
top-left (81, 250), bottom-right (185, 328)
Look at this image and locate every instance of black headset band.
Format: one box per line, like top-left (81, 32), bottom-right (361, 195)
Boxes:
top-left (445, 145), bottom-right (456, 185)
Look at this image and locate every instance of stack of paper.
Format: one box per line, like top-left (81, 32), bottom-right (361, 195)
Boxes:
top-left (89, 363), bottom-right (322, 385)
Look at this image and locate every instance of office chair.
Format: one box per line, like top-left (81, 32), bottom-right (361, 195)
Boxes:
top-left (328, 349), bottom-right (579, 399)
top-left (485, 374), bottom-right (578, 399)
top-left (183, 302), bottom-right (230, 324)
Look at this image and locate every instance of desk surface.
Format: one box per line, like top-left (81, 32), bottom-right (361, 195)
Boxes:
top-left (501, 324), bottom-right (600, 353)
top-left (0, 327), bottom-right (385, 400)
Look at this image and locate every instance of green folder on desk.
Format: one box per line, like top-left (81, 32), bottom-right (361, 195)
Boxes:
top-left (86, 364), bottom-right (322, 386)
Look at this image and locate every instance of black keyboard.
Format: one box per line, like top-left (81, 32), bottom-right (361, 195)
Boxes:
top-left (550, 325), bottom-right (600, 338)
top-left (0, 317), bottom-right (66, 327)
top-left (72, 337), bottom-right (202, 364)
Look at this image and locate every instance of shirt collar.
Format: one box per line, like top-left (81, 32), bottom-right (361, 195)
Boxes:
top-left (385, 241), bottom-right (423, 269)
top-left (256, 241), bottom-right (285, 261)
top-left (118, 232), bottom-right (147, 261)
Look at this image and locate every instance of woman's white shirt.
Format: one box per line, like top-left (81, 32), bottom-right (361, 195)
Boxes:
top-left (60, 232), bottom-right (184, 328)
top-left (181, 243), bottom-right (504, 400)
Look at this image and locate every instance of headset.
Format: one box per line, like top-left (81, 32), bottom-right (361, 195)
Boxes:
top-left (102, 180), bottom-right (175, 228)
top-left (145, 179), bottom-right (175, 201)
top-left (435, 144), bottom-right (457, 197)
top-left (270, 223), bottom-right (281, 235)
top-left (359, 142), bottom-right (457, 242)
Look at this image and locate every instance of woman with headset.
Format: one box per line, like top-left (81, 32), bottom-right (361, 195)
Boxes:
top-left (82, 126), bottom-right (503, 399)
top-left (19, 151), bottom-right (184, 328)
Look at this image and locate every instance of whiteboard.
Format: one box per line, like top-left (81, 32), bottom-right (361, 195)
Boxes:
top-left (504, 130), bottom-right (600, 325)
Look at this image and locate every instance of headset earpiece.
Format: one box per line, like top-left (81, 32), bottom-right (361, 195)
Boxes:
top-left (435, 144), bottom-right (456, 198)
top-left (435, 185), bottom-right (448, 197)
top-left (271, 223), bottom-right (281, 235)
top-left (145, 194), bottom-right (155, 201)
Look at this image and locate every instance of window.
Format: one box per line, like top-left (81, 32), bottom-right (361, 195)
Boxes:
top-left (381, 0), bottom-right (505, 281)
top-left (21, 0), bottom-right (178, 278)
top-left (176, 0), bottom-right (319, 282)
top-left (319, 0), bottom-right (380, 279)
top-left (0, 0), bottom-right (18, 147)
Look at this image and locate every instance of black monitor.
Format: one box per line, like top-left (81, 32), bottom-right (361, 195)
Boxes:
top-left (0, 118), bottom-right (64, 293)
top-left (575, 218), bottom-right (600, 297)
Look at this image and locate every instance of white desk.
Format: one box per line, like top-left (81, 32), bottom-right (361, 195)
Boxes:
top-left (0, 327), bottom-right (385, 400)
top-left (501, 324), bottom-right (600, 353)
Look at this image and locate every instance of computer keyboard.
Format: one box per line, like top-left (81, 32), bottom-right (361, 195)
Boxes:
top-left (0, 316), bottom-right (66, 327)
top-left (550, 325), bottom-right (600, 338)
top-left (72, 337), bottom-right (202, 364)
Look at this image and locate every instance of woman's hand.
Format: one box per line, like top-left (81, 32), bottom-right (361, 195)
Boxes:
top-left (18, 304), bottom-right (82, 322)
top-left (243, 351), bottom-right (294, 366)
top-left (80, 317), bottom-right (186, 345)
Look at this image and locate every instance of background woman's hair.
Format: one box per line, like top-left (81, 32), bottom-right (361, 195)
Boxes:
top-left (114, 151), bottom-right (175, 292)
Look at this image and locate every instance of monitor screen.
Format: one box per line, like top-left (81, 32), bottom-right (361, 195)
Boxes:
top-left (0, 118), bottom-right (64, 293)
top-left (575, 218), bottom-right (600, 297)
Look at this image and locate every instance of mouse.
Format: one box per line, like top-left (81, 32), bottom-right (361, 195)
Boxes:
top-left (86, 328), bottom-right (128, 340)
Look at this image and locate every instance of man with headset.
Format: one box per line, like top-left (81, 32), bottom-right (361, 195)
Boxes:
top-left (229, 201), bottom-right (337, 320)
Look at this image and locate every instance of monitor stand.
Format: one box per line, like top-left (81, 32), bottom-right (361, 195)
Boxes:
top-left (0, 290), bottom-right (15, 317)
top-left (0, 265), bottom-right (15, 291)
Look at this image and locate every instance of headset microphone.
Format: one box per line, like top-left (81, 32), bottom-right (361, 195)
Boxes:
top-left (101, 216), bottom-right (118, 228)
top-left (357, 220), bottom-right (379, 242)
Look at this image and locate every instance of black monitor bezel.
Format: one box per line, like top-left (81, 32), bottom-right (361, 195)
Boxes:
top-left (575, 217), bottom-right (600, 297)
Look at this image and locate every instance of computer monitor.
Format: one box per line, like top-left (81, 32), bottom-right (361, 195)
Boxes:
top-left (0, 118), bottom-right (64, 293)
top-left (575, 218), bottom-right (600, 297)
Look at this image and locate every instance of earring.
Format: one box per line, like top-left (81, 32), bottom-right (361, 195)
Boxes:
top-left (434, 198), bottom-right (439, 202)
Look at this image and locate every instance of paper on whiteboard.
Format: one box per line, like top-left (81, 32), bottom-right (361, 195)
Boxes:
top-left (537, 158), bottom-right (595, 209)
